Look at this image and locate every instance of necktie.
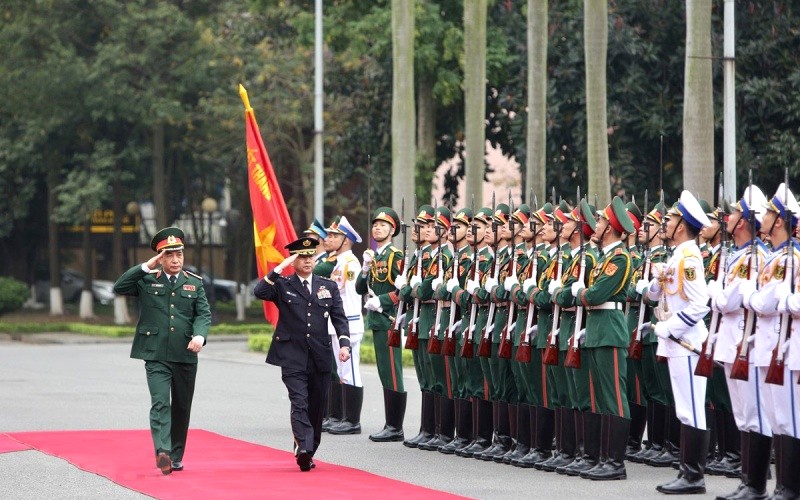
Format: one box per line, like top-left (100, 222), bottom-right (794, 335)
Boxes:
top-left (169, 275), bottom-right (177, 286)
top-left (303, 279), bottom-right (311, 295)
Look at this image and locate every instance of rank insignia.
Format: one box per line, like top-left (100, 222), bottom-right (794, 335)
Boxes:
top-left (183, 285), bottom-right (196, 291)
top-left (317, 287), bottom-right (331, 299)
top-left (684, 267), bottom-right (696, 281)
top-left (604, 263), bottom-right (619, 276)
top-left (774, 265), bottom-right (786, 280)
top-left (738, 265), bottom-right (749, 279)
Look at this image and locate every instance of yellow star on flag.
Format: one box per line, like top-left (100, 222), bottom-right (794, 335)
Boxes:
top-left (254, 222), bottom-right (285, 270)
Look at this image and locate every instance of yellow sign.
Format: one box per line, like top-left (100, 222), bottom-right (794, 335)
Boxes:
top-left (65, 210), bottom-right (139, 234)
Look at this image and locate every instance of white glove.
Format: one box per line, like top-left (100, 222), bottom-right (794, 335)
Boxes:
top-left (364, 296), bottom-right (382, 312)
top-left (446, 278), bottom-right (460, 293)
top-left (710, 294), bottom-right (722, 313)
top-left (394, 275), bottom-right (407, 290)
top-left (635, 279), bottom-right (651, 295)
top-left (274, 254), bottom-right (298, 274)
top-left (522, 278), bottom-right (536, 294)
top-left (571, 282), bottom-right (584, 298)
top-left (361, 250), bottom-right (374, 274)
top-left (484, 277), bottom-right (499, 294)
top-left (653, 321), bottom-right (670, 339)
top-left (651, 263), bottom-right (666, 282)
top-left (706, 279), bottom-right (722, 297)
top-left (409, 275), bottom-right (422, 288)
top-left (431, 276), bottom-right (444, 291)
top-left (466, 279), bottom-right (480, 295)
top-left (504, 276), bottom-right (518, 292)
top-left (739, 279), bottom-right (757, 309)
top-left (786, 294), bottom-right (800, 316)
top-left (547, 278), bottom-right (563, 296)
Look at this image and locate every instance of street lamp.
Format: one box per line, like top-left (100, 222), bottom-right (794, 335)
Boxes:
top-left (201, 197), bottom-right (218, 308)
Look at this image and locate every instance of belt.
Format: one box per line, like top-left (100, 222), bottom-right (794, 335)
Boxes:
top-left (496, 303), bottom-right (508, 308)
top-left (563, 306), bottom-right (576, 312)
top-left (422, 300), bottom-right (452, 307)
top-left (588, 302), bottom-right (623, 311)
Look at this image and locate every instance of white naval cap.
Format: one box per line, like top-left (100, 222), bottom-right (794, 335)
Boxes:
top-left (668, 190), bottom-right (712, 230)
top-left (736, 185), bottom-right (768, 228)
top-left (329, 215), bottom-right (362, 243)
top-left (765, 183), bottom-right (800, 226)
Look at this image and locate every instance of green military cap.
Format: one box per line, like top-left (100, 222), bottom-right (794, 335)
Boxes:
top-left (600, 196), bottom-right (635, 234)
top-left (325, 215), bottom-right (341, 233)
top-left (626, 201), bottom-right (643, 232)
top-left (303, 218), bottom-right (328, 240)
top-left (151, 227), bottom-right (185, 252)
top-left (415, 205), bottom-right (435, 223)
top-left (532, 202), bottom-right (553, 225)
top-left (646, 201), bottom-right (666, 225)
top-left (372, 206), bottom-right (401, 237)
top-left (553, 200), bottom-right (572, 224)
top-left (473, 207), bottom-right (493, 224)
top-left (435, 206), bottom-right (451, 231)
top-left (568, 200), bottom-right (597, 236)
top-left (511, 204), bottom-right (532, 226)
top-left (493, 203), bottom-right (510, 224)
top-left (453, 207), bottom-right (473, 226)
top-left (698, 198), bottom-right (712, 216)
top-left (285, 236), bottom-right (317, 256)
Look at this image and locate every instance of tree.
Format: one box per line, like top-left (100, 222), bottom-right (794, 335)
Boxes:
top-left (463, 0), bottom-right (487, 204)
top-left (584, 0), bottom-right (611, 206)
top-left (527, 0), bottom-right (548, 203)
top-left (392, 0), bottom-right (416, 214)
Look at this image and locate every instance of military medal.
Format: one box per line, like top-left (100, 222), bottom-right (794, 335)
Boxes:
top-left (317, 286), bottom-right (331, 299)
top-left (183, 284), bottom-right (196, 291)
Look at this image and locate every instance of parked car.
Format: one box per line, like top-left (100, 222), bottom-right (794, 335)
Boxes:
top-left (35, 269), bottom-right (116, 305)
top-left (182, 265), bottom-right (238, 302)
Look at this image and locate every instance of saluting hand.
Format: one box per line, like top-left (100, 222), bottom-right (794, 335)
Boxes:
top-left (145, 250), bottom-right (166, 270)
top-left (274, 254), bottom-right (298, 274)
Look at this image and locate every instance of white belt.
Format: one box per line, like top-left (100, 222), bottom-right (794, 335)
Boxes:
top-left (588, 302), bottom-right (623, 311)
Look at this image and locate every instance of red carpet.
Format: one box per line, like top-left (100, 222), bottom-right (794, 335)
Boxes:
top-left (0, 434), bottom-right (31, 454)
top-left (6, 429), bottom-right (467, 499)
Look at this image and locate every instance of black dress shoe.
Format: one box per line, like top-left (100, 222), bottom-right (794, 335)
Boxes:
top-left (656, 476), bottom-right (706, 495)
top-left (310, 460), bottom-right (316, 469)
top-left (156, 452), bottom-right (172, 475)
top-left (171, 461), bottom-right (183, 471)
top-left (296, 450), bottom-right (312, 472)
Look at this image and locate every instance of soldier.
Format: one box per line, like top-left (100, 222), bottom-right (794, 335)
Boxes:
top-left (324, 216), bottom-right (365, 435)
top-left (709, 186), bottom-right (770, 499)
top-left (358, 207), bottom-right (406, 442)
top-left (641, 191), bottom-right (712, 494)
top-left (572, 196), bottom-right (634, 481)
top-left (113, 227), bottom-right (211, 475)
top-left (303, 218), bottom-right (328, 262)
top-left (738, 184), bottom-right (800, 500)
top-left (314, 216), bottom-right (339, 278)
top-left (318, 216), bottom-right (342, 433)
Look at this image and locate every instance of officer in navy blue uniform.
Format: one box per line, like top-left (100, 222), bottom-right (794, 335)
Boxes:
top-left (253, 236), bottom-right (351, 471)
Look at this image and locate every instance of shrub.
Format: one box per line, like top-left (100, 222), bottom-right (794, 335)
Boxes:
top-left (0, 277), bottom-right (29, 316)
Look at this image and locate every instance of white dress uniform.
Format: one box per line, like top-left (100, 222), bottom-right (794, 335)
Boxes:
top-left (328, 249), bottom-right (364, 386)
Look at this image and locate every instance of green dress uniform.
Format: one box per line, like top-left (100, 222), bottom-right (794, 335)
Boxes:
top-left (113, 227), bottom-right (211, 472)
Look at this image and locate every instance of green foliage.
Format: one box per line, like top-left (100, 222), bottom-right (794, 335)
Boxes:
top-left (0, 321), bottom-right (271, 336)
top-left (0, 277), bottom-right (28, 315)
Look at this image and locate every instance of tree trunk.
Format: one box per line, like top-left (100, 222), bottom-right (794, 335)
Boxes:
top-left (391, 0), bottom-right (416, 222)
top-left (417, 76), bottom-right (436, 204)
top-left (113, 162), bottom-right (130, 324)
top-left (47, 170), bottom-right (64, 315)
top-left (152, 122), bottom-right (167, 228)
top-left (584, 0), bottom-right (611, 206)
top-left (79, 216), bottom-right (95, 319)
top-left (464, 0), bottom-right (487, 205)
top-left (527, 0), bottom-right (548, 204)
top-left (683, 0), bottom-right (714, 201)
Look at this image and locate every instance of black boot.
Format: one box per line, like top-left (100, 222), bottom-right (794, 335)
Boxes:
top-left (419, 395), bottom-right (455, 450)
top-left (634, 401), bottom-right (664, 463)
top-left (458, 397), bottom-right (492, 457)
top-left (774, 435), bottom-right (800, 500)
top-left (322, 380), bottom-right (343, 432)
top-left (657, 424), bottom-right (709, 494)
top-left (560, 410), bottom-right (601, 476)
top-left (497, 403), bottom-right (520, 463)
top-left (328, 384), bottom-right (363, 434)
top-left (709, 409), bottom-right (742, 476)
top-left (530, 406), bottom-right (556, 468)
top-left (626, 403), bottom-right (647, 459)
top-left (541, 406), bottom-right (578, 472)
top-left (581, 415), bottom-right (629, 481)
top-left (369, 389), bottom-right (407, 442)
top-left (476, 401), bottom-right (512, 461)
top-left (716, 431), bottom-right (771, 500)
top-left (514, 404), bottom-right (546, 467)
top-left (404, 390), bottom-right (435, 448)
top-left (647, 404), bottom-right (681, 467)
top-left (440, 398), bottom-right (472, 454)
top-left (509, 403), bottom-right (533, 466)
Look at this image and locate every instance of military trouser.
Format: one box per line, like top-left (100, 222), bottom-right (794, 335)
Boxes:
top-left (521, 348), bottom-right (544, 407)
top-left (489, 343), bottom-right (518, 403)
top-left (510, 346), bottom-right (530, 405)
top-left (456, 320), bottom-right (486, 399)
top-left (372, 329), bottom-right (404, 393)
top-left (585, 346), bottom-right (630, 418)
top-left (627, 357), bottom-right (647, 407)
top-left (145, 360), bottom-right (196, 462)
top-left (430, 306), bottom-right (451, 396)
top-left (564, 350), bottom-right (592, 411)
top-left (476, 306), bottom-right (496, 400)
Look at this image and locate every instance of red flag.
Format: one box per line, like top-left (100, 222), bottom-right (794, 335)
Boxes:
top-left (240, 84), bottom-right (297, 325)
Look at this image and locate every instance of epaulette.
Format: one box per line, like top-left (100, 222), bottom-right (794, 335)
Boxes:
top-left (389, 246), bottom-right (401, 253)
top-left (614, 248), bottom-right (624, 255)
top-left (683, 247), bottom-right (701, 260)
top-left (184, 269), bottom-right (203, 280)
top-left (326, 254), bottom-right (338, 262)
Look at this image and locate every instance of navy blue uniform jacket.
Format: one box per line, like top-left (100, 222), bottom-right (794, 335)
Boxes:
top-left (254, 271), bottom-right (350, 372)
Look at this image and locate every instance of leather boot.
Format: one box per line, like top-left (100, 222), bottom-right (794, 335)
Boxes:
top-left (458, 397), bottom-right (492, 457)
top-left (770, 433), bottom-right (784, 500)
top-left (714, 410), bottom-right (742, 477)
top-left (716, 432), bottom-right (771, 500)
top-left (647, 405), bottom-right (681, 467)
top-left (503, 403), bottom-right (529, 464)
top-left (530, 406), bottom-right (556, 468)
top-left (555, 408), bottom-right (582, 474)
top-left (322, 380), bottom-right (343, 432)
top-left (369, 389), bottom-right (406, 442)
top-left (476, 401), bottom-right (512, 461)
top-left (497, 403), bottom-right (520, 463)
top-left (440, 398), bottom-right (472, 454)
top-left (328, 384), bottom-right (363, 434)
top-left (404, 390), bottom-right (435, 448)
top-left (705, 406), bottom-right (719, 467)
top-left (581, 415), bottom-right (629, 481)
top-left (626, 403), bottom-right (647, 459)
top-left (634, 401), bottom-right (664, 462)
top-left (560, 411), bottom-right (601, 476)
top-left (657, 424), bottom-right (709, 494)
top-left (419, 395), bottom-right (455, 450)
top-left (773, 435), bottom-right (800, 500)
top-left (541, 406), bottom-right (578, 472)
top-left (515, 404), bottom-right (547, 467)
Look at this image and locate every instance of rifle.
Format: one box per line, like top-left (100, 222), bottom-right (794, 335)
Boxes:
top-left (629, 190), bottom-right (650, 360)
top-left (404, 196), bottom-right (423, 350)
top-left (428, 200), bottom-right (445, 355)
top-left (565, 190), bottom-right (585, 369)
top-left (543, 187), bottom-right (562, 366)
top-left (730, 168), bottom-right (757, 381)
top-left (696, 179), bottom-right (727, 377)
top-left (498, 193), bottom-right (516, 359)
top-left (478, 193), bottom-right (500, 358)
top-left (387, 198), bottom-right (407, 348)
top-left (766, 168), bottom-right (794, 385)
top-left (516, 192), bottom-right (538, 363)
top-left (460, 194), bottom-right (479, 359)
top-left (442, 204), bottom-right (459, 356)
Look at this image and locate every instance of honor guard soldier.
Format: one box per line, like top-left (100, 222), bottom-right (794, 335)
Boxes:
top-left (318, 216), bottom-right (343, 433)
top-left (571, 196), bottom-right (634, 481)
top-left (114, 227), bottom-right (211, 475)
top-left (314, 216), bottom-right (340, 279)
top-left (324, 216), bottom-right (365, 435)
top-left (737, 183), bottom-right (800, 500)
top-left (303, 218), bottom-right (329, 263)
top-left (640, 191), bottom-right (712, 494)
top-left (253, 237), bottom-right (351, 471)
top-left (357, 207), bottom-right (407, 442)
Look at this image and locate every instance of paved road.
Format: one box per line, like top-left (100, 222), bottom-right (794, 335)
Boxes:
top-left (0, 334), bottom-right (769, 499)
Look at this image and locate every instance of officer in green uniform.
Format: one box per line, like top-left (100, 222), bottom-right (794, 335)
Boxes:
top-left (550, 200), bottom-right (598, 475)
top-left (358, 207), bottom-right (406, 442)
top-left (113, 227), bottom-right (211, 475)
top-left (572, 197), bottom-right (634, 481)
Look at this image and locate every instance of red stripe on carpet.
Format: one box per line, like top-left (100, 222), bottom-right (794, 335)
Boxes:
top-left (9, 429), bottom-right (466, 499)
top-left (0, 433), bottom-right (31, 454)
